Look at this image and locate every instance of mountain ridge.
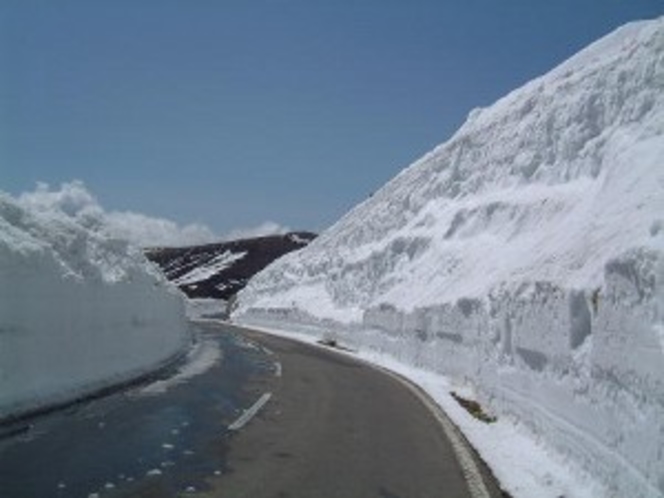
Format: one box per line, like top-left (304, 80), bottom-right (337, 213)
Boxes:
top-left (145, 232), bottom-right (316, 300)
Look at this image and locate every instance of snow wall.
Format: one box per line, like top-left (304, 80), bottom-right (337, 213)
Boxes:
top-left (0, 183), bottom-right (189, 420)
top-left (235, 18), bottom-right (664, 497)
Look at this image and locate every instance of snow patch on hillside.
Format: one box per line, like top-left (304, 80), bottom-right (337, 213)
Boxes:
top-left (235, 18), bottom-right (664, 497)
top-left (0, 183), bottom-right (190, 420)
top-left (172, 251), bottom-right (247, 286)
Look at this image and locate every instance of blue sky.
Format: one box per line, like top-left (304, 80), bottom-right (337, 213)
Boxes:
top-left (2, 1), bottom-right (662, 236)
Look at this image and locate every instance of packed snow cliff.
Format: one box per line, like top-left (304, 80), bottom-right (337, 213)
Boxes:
top-left (235, 18), bottom-right (664, 497)
top-left (0, 183), bottom-right (189, 420)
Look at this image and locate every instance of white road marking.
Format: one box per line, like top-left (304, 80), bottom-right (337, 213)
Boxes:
top-left (274, 361), bottom-right (282, 377)
top-left (227, 393), bottom-right (272, 431)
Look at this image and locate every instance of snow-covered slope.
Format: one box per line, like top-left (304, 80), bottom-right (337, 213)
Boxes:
top-left (0, 184), bottom-right (189, 420)
top-left (235, 18), bottom-right (664, 497)
top-left (145, 232), bottom-right (316, 300)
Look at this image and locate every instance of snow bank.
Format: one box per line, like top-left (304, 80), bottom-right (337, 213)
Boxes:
top-left (235, 18), bottom-right (664, 497)
top-left (0, 182), bottom-right (190, 420)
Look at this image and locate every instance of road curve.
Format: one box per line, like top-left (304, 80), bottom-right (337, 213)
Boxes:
top-left (206, 322), bottom-right (503, 498)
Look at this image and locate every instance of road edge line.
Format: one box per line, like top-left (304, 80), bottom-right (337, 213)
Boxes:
top-left (375, 366), bottom-right (492, 498)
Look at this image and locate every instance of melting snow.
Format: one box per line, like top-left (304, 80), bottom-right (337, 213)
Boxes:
top-left (140, 337), bottom-right (222, 395)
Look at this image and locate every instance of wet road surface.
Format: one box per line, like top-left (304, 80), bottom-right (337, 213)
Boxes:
top-left (0, 322), bottom-right (273, 498)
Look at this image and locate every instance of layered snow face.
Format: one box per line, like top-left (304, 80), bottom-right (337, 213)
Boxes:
top-left (0, 184), bottom-right (189, 420)
top-left (236, 18), bottom-right (664, 497)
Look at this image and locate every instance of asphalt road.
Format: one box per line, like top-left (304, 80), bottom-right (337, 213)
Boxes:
top-left (0, 321), bottom-right (503, 498)
top-left (204, 323), bottom-right (503, 498)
